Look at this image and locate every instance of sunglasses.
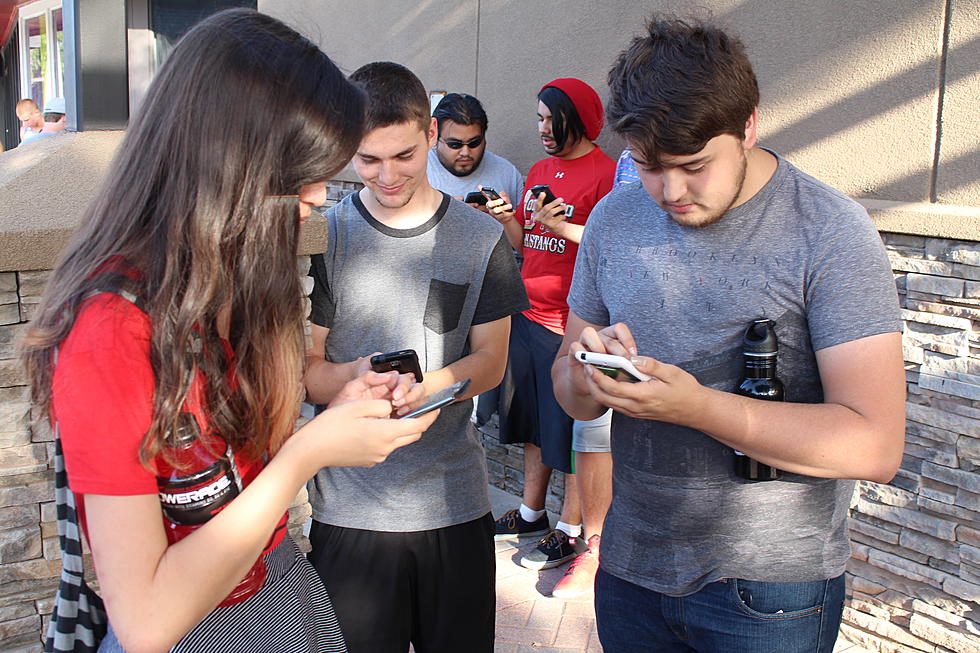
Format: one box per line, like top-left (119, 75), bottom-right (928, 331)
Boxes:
top-left (440, 136), bottom-right (484, 150)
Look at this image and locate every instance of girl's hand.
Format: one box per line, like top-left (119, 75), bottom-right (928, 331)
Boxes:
top-left (329, 370), bottom-right (423, 410)
top-left (293, 399), bottom-right (438, 471)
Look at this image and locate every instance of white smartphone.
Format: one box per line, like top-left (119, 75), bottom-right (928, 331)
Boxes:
top-left (575, 351), bottom-right (652, 383)
top-left (398, 378), bottom-right (471, 419)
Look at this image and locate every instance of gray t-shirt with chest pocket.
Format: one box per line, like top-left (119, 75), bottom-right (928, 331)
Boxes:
top-left (308, 191), bottom-right (528, 531)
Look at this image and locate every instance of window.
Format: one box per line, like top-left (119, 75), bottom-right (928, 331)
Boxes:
top-left (127, 0), bottom-right (255, 111)
top-left (17, 0), bottom-right (64, 109)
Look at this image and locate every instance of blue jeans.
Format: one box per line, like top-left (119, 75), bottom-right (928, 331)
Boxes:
top-left (595, 567), bottom-right (844, 653)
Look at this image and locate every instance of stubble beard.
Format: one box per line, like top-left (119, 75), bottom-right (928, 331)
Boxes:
top-left (671, 152), bottom-right (748, 229)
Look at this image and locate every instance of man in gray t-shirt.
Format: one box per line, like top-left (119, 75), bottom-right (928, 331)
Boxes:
top-left (427, 92), bottom-right (524, 251)
top-left (552, 17), bottom-right (905, 653)
top-left (303, 63), bottom-right (527, 653)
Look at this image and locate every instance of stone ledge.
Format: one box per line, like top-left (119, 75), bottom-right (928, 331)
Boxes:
top-left (0, 132), bottom-right (332, 272)
top-left (864, 199), bottom-right (980, 241)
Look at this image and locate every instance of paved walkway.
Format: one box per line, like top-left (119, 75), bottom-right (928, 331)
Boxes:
top-left (488, 485), bottom-right (870, 653)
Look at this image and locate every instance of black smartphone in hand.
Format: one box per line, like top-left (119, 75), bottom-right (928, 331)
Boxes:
top-left (370, 349), bottom-right (423, 382)
top-left (480, 186), bottom-right (502, 202)
top-left (399, 378), bottom-right (471, 419)
top-left (529, 184), bottom-right (558, 205)
top-left (464, 191), bottom-right (488, 206)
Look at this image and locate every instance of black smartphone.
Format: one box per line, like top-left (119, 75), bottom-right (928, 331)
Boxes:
top-left (399, 378), bottom-right (471, 419)
top-left (529, 184), bottom-right (558, 205)
top-left (464, 191), bottom-right (488, 206)
top-left (370, 349), bottom-right (423, 382)
top-left (480, 186), bottom-right (502, 202)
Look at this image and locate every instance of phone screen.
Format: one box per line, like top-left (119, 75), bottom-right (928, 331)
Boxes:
top-left (594, 365), bottom-right (642, 383)
top-left (399, 379), bottom-right (471, 419)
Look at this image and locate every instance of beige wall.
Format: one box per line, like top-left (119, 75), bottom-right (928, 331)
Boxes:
top-left (262, 0), bottom-right (979, 238)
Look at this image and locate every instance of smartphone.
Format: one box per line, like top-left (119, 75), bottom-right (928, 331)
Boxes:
top-left (575, 351), bottom-right (652, 383)
top-left (370, 349), bottom-right (423, 382)
top-left (399, 378), bottom-right (471, 419)
top-left (529, 184), bottom-right (558, 205)
top-left (480, 186), bottom-right (502, 202)
top-left (464, 191), bottom-right (488, 206)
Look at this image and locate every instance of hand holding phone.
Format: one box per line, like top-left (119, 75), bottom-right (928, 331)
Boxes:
top-left (371, 349), bottom-right (423, 382)
top-left (399, 379), bottom-right (471, 419)
top-left (575, 351), bottom-right (651, 383)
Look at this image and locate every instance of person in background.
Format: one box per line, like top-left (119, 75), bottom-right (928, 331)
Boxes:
top-left (493, 78), bottom-right (615, 586)
top-left (16, 98), bottom-right (44, 142)
top-left (20, 10), bottom-right (435, 652)
top-left (548, 142), bottom-right (641, 600)
top-left (427, 92), bottom-right (524, 251)
top-left (19, 97), bottom-right (67, 145)
top-left (553, 15), bottom-right (904, 652)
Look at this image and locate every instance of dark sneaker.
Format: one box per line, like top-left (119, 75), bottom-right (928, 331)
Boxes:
top-left (520, 529), bottom-right (584, 570)
top-left (493, 508), bottom-right (550, 541)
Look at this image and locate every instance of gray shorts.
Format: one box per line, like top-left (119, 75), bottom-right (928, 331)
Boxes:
top-left (572, 409), bottom-right (612, 453)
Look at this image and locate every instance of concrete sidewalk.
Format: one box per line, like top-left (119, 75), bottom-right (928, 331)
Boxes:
top-left (488, 484), bottom-right (870, 653)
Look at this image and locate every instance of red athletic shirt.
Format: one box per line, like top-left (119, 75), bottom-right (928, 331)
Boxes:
top-left (51, 292), bottom-right (287, 554)
top-left (518, 146), bottom-right (615, 334)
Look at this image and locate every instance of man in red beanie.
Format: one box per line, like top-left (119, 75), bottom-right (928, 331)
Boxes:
top-left (493, 77), bottom-right (616, 597)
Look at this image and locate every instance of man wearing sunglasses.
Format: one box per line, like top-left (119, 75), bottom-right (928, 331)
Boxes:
top-left (427, 93), bottom-right (524, 250)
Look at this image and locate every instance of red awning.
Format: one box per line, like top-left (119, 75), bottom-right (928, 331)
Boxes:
top-left (0, 1), bottom-right (34, 50)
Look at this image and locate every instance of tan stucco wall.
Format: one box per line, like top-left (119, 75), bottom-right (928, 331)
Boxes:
top-left (262, 0), bottom-right (980, 239)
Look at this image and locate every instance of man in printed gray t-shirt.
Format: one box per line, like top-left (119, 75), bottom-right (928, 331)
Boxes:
top-left (303, 62), bottom-right (527, 653)
top-left (552, 17), bottom-right (905, 653)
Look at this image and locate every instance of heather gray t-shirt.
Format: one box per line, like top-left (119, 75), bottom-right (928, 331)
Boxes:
top-left (308, 191), bottom-right (528, 532)
top-left (568, 152), bottom-right (901, 596)
top-left (426, 148), bottom-right (524, 206)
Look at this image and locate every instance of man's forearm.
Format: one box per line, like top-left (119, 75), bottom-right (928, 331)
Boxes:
top-left (552, 356), bottom-right (606, 421)
top-left (500, 217), bottom-right (524, 251)
top-left (680, 386), bottom-right (904, 483)
top-left (303, 356), bottom-right (360, 405)
top-left (422, 348), bottom-right (505, 402)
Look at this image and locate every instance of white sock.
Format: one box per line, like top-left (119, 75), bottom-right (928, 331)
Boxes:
top-left (519, 503), bottom-right (546, 523)
top-left (556, 521), bottom-right (582, 538)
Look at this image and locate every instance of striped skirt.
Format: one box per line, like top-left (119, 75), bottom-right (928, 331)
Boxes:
top-left (98, 536), bottom-right (346, 652)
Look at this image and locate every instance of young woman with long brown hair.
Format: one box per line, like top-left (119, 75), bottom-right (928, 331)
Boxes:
top-left (21, 9), bottom-right (434, 653)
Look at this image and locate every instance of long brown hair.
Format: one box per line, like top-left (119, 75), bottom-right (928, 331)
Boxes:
top-left (21, 9), bottom-right (364, 464)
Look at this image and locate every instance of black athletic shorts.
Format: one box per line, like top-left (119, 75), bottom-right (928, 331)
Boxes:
top-left (497, 312), bottom-right (574, 473)
top-left (307, 514), bottom-right (495, 653)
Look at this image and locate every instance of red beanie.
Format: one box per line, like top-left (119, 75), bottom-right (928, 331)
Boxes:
top-left (540, 77), bottom-right (604, 141)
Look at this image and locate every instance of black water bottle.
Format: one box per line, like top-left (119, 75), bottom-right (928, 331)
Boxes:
top-left (733, 319), bottom-right (783, 481)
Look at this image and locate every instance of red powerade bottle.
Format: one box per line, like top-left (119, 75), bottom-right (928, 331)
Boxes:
top-left (156, 412), bottom-right (266, 606)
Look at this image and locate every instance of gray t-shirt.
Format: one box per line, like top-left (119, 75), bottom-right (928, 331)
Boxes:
top-left (568, 152), bottom-right (901, 596)
top-left (308, 191), bottom-right (529, 531)
top-left (426, 148), bottom-right (524, 205)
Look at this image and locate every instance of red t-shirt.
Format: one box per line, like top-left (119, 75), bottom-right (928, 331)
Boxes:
top-left (518, 146), bottom-right (615, 334)
top-left (51, 292), bottom-right (287, 554)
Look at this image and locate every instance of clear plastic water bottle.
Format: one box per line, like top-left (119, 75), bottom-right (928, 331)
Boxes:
top-left (733, 319), bottom-right (784, 481)
top-left (156, 412), bottom-right (266, 606)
